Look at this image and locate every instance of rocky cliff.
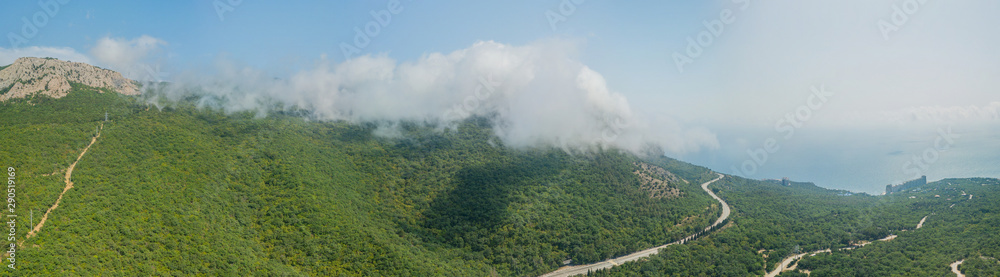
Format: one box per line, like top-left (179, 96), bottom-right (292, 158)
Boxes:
top-left (0, 57), bottom-right (139, 102)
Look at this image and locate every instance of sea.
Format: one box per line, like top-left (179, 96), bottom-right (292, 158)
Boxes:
top-left (682, 125), bottom-right (1000, 195)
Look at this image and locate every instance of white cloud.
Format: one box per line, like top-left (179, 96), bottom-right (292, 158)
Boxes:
top-left (152, 40), bottom-right (720, 155)
top-left (89, 35), bottom-right (166, 80)
top-left (0, 46), bottom-right (91, 65)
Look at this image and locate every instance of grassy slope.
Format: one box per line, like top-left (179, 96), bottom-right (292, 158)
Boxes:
top-left (0, 86), bottom-right (718, 276)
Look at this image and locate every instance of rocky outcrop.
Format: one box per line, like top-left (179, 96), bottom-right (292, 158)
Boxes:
top-left (0, 57), bottom-right (139, 102)
top-left (633, 162), bottom-right (686, 199)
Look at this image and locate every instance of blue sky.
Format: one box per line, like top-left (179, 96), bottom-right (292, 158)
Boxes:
top-left (3, 1), bottom-right (999, 193)
top-left (2, 1), bottom-right (704, 67)
top-left (2, 1), bottom-right (716, 95)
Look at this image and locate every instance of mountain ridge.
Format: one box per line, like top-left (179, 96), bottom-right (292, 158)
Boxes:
top-left (0, 57), bottom-right (139, 102)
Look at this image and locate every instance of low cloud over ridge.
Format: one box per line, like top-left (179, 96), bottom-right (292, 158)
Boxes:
top-left (150, 40), bottom-right (720, 155)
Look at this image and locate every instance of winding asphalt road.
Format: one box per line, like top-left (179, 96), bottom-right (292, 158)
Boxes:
top-left (950, 260), bottom-right (965, 277)
top-left (765, 213), bottom-right (931, 277)
top-left (540, 173), bottom-right (728, 277)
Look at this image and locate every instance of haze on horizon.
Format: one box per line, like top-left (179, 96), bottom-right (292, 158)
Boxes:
top-left (2, 0), bottom-right (997, 193)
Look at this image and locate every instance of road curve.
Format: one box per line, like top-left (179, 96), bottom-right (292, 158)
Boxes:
top-left (950, 260), bottom-right (965, 277)
top-left (703, 173), bottom-right (730, 229)
top-left (540, 173), bottom-right (728, 277)
top-left (765, 213), bottom-right (927, 276)
top-left (916, 215), bottom-right (929, 229)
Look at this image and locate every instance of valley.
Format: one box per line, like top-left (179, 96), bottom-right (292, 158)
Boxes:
top-left (0, 80), bottom-right (721, 276)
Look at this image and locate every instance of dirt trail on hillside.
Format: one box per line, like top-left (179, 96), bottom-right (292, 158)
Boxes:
top-left (24, 124), bottom-right (102, 242)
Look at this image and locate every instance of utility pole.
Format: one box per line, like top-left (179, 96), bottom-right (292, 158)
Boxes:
top-left (105, 111), bottom-right (108, 121)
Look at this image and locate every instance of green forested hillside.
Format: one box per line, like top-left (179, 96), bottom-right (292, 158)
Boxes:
top-left (3, 85), bottom-right (997, 277)
top-left (588, 176), bottom-right (1000, 276)
top-left (794, 178), bottom-right (1000, 276)
top-left (0, 85), bottom-right (720, 276)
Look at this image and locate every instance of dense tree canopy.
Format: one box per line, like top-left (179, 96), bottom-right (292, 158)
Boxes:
top-left (588, 176), bottom-right (1000, 276)
top-left (0, 85), bottom-right (719, 276)
top-left (1, 85), bottom-right (996, 276)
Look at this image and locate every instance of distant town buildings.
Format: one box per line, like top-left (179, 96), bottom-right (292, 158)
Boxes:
top-left (886, 176), bottom-right (927, 194)
top-left (761, 177), bottom-right (795, 186)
